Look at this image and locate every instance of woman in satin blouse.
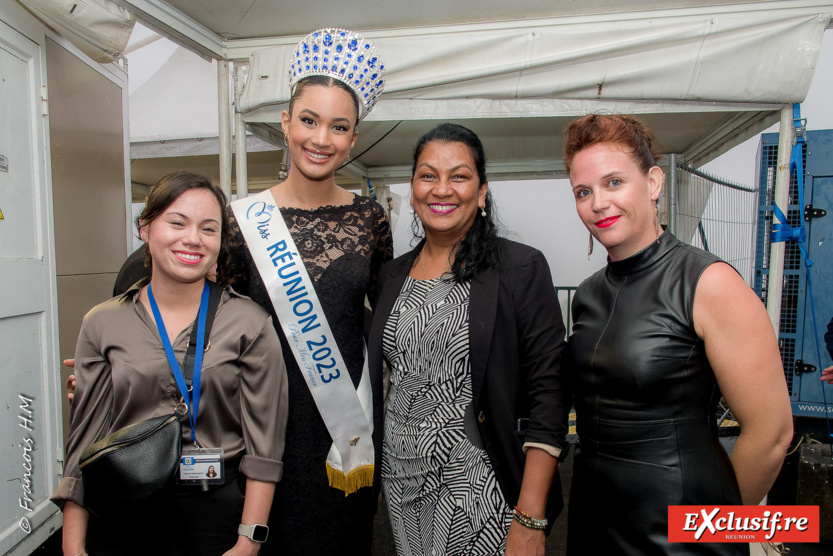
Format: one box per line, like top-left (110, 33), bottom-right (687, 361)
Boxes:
top-left (53, 172), bottom-right (288, 556)
top-left (563, 114), bottom-right (793, 555)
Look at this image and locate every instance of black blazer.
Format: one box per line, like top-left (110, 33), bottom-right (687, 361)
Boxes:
top-left (369, 237), bottom-right (569, 525)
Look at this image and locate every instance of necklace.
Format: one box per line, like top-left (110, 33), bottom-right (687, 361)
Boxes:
top-left (420, 251), bottom-right (451, 292)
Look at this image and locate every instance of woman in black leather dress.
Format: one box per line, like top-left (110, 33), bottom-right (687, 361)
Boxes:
top-left (563, 114), bottom-right (793, 554)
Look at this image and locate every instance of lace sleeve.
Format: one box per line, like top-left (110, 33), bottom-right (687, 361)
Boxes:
top-left (368, 201), bottom-right (393, 310)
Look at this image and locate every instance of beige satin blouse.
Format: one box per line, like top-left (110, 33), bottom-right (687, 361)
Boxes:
top-left (52, 281), bottom-right (288, 509)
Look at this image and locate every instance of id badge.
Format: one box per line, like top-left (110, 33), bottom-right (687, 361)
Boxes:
top-left (177, 447), bottom-right (224, 485)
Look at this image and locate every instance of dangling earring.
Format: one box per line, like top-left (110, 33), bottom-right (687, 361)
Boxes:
top-left (655, 203), bottom-right (661, 244)
top-left (587, 232), bottom-right (594, 260)
top-left (284, 134), bottom-right (288, 147)
top-left (481, 208), bottom-right (487, 218)
top-left (409, 206), bottom-right (414, 215)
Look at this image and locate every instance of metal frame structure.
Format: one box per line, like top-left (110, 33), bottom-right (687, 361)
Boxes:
top-left (755, 128), bottom-right (833, 418)
top-left (107, 1), bottom-right (832, 197)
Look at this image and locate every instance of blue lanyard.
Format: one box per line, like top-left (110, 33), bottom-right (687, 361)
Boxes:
top-left (147, 281), bottom-right (209, 444)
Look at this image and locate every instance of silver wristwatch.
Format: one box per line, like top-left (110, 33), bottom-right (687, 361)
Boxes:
top-left (238, 523), bottom-right (269, 543)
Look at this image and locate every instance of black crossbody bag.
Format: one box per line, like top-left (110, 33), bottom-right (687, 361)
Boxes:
top-left (79, 282), bottom-right (223, 517)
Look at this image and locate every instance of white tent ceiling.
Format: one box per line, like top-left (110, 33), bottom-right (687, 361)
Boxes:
top-left (119, 0), bottom-right (822, 45)
top-left (112, 0), bottom-right (833, 185)
top-left (154, 0), bottom-right (782, 39)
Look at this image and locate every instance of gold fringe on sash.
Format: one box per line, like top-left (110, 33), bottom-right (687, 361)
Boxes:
top-left (326, 463), bottom-right (374, 496)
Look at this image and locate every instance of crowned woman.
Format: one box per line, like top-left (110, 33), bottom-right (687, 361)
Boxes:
top-left (225, 28), bottom-right (393, 555)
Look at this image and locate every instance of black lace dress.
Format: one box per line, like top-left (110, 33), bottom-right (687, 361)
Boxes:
top-left (223, 195), bottom-right (393, 555)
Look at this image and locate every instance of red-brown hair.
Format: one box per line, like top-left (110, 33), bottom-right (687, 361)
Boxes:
top-left (564, 114), bottom-right (661, 174)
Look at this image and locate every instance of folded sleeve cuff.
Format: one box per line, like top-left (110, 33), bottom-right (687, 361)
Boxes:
top-left (50, 476), bottom-right (84, 510)
top-left (240, 454), bottom-right (282, 483)
top-left (523, 442), bottom-right (562, 459)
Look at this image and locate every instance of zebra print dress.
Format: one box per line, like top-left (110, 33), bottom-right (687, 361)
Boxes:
top-left (382, 276), bottom-right (512, 556)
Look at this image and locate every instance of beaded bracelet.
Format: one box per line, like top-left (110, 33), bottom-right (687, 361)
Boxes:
top-left (512, 506), bottom-right (548, 530)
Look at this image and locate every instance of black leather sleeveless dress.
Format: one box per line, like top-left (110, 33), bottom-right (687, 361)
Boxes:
top-left (566, 232), bottom-right (746, 555)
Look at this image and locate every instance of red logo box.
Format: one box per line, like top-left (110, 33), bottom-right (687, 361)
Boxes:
top-left (668, 506), bottom-right (819, 543)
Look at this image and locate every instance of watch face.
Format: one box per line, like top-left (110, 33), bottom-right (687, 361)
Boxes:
top-left (252, 524), bottom-right (269, 543)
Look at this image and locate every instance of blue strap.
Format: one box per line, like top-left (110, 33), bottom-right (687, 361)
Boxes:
top-left (770, 104), bottom-right (832, 441)
top-left (366, 178), bottom-right (376, 201)
top-left (147, 281), bottom-right (209, 444)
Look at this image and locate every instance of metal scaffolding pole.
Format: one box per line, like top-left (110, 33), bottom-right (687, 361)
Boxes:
top-left (765, 104), bottom-right (795, 333)
top-left (234, 65), bottom-right (248, 199)
top-left (217, 60), bottom-right (232, 199)
top-left (668, 153), bottom-right (678, 235)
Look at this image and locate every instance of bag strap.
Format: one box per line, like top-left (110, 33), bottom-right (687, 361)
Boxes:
top-left (182, 281), bottom-right (223, 385)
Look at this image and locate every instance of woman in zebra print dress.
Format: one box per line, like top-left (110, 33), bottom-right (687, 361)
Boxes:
top-left (369, 124), bottom-right (570, 555)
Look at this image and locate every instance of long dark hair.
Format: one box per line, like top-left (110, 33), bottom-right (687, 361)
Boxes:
top-left (137, 171), bottom-right (231, 279)
top-left (410, 123), bottom-right (501, 282)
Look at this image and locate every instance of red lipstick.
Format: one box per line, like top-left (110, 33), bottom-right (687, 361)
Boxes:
top-left (596, 216), bottom-right (620, 228)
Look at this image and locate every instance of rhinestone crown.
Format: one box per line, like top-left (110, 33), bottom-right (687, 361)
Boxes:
top-left (288, 28), bottom-right (386, 121)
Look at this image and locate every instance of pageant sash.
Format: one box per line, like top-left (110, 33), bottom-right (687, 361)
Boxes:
top-left (231, 190), bottom-right (374, 495)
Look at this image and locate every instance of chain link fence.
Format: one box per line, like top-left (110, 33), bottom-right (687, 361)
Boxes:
top-left (673, 162), bottom-right (759, 287)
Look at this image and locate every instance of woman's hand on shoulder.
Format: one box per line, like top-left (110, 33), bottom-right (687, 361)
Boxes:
top-left (506, 519), bottom-right (545, 556)
top-left (64, 359), bottom-right (76, 402)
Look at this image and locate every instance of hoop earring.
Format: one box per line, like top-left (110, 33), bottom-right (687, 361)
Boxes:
top-left (587, 232), bottom-right (594, 260)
